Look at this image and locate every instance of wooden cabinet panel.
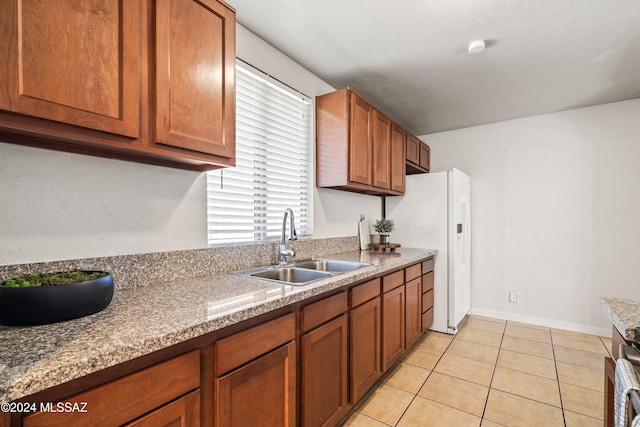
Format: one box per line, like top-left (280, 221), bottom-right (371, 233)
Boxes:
top-left (422, 271), bottom-right (434, 293)
top-left (155, 0), bottom-right (235, 158)
top-left (351, 278), bottom-right (381, 307)
top-left (301, 292), bottom-right (347, 332)
top-left (350, 297), bottom-right (381, 404)
top-left (382, 285), bottom-right (405, 372)
top-left (23, 351), bottom-right (200, 427)
top-left (372, 111), bottom-right (391, 189)
top-left (390, 123), bottom-right (406, 193)
top-left (422, 258), bottom-right (435, 274)
top-left (419, 143), bottom-right (430, 171)
top-left (406, 134), bottom-right (420, 166)
top-left (214, 313), bottom-right (295, 375)
top-left (406, 263), bottom-right (422, 282)
top-left (604, 356), bottom-right (615, 427)
top-left (0, 0), bottom-right (140, 137)
top-left (124, 390), bottom-right (199, 427)
top-left (422, 289), bottom-right (434, 310)
top-left (348, 92), bottom-right (373, 186)
top-left (302, 314), bottom-right (349, 427)
top-left (405, 278), bottom-right (422, 349)
top-left (216, 342), bottom-right (296, 427)
top-left (382, 270), bottom-right (404, 293)
top-left (422, 307), bottom-right (434, 332)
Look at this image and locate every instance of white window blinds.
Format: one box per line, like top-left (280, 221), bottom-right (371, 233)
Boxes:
top-left (206, 60), bottom-right (313, 246)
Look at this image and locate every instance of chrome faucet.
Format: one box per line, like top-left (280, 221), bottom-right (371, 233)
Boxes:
top-left (278, 208), bottom-right (297, 265)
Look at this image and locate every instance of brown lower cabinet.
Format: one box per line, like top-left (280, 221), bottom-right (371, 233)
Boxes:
top-left (350, 279), bottom-right (382, 403)
top-left (214, 313), bottom-right (297, 427)
top-left (301, 293), bottom-right (349, 427)
top-left (11, 259), bottom-right (436, 427)
top-left (216, 342), bottom-right (296, 427)
top-left (382, 284), bottom-right (406, 372)
top-left (405, 277), bottom-right (422, 348)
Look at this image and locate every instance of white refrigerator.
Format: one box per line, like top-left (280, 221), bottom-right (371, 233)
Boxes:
top-left (386, 168), bottom-right (471, 334)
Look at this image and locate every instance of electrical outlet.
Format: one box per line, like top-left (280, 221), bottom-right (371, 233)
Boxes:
top-left (508, 292), bottom-right (519, 303)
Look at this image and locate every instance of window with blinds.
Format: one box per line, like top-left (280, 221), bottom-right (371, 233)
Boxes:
top-left (206, 60), bottom-right (313, 246)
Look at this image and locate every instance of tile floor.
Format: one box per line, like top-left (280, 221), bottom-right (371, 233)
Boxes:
top-left (342, 315), bottom-right (612, 427)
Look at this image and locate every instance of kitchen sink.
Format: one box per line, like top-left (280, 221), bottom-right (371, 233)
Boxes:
top-left (293, 259), bottom-right (369, 273)
top-left (231, 258), bottom-right (370, 286)
top-left (249, 267), bottom-right (331, 284)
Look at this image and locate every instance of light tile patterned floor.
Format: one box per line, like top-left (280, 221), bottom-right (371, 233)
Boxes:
top-left (342, 315), bottom-right (611, 427)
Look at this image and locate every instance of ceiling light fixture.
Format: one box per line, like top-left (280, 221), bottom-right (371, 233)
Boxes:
top-left (468, 40), bottom-right (485, 54)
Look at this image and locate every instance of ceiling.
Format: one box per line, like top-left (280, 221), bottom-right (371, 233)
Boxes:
top-left (229, 0), bottom-right (640, 135)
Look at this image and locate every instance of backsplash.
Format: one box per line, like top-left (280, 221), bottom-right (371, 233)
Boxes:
top-left (0, 236), bottom-right (360, 290)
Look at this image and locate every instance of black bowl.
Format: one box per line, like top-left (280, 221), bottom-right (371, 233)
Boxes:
top-left (0, 271), bottom-right (114, 326)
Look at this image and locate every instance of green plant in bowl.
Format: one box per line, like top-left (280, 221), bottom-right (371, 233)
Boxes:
top-left (373, 218), bottom-right (394, 233)
top-left (0, 270), bottom-right (114, 326)
top-left (3, 270), bottom-right (108, 288)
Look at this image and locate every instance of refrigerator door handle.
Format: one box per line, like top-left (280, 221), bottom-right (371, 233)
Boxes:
top-left (458, 198), bottom-right (470, 266)
top-left (464, 198), bottom-right (471, 266)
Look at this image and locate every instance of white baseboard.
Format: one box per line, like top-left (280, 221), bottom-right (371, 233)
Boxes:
top-left (470, 307), bottom-right (611, 338)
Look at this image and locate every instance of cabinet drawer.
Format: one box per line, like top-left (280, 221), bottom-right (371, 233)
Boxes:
top-left (351, 278), bottom-right (381, 307)
top-left (24, 351), bottom-right (200, 427)
top-left (301, 292), bottom-right (347, 332)
top-left (124, 390), bottom-right (199, 427)
top-left (422, 271), bottom-right (434, 293)
top-left (422, 307), bottom-right (434, 332)
top-left (382, 270), bottom-right (404, 293)
top-left (422, 258), bottom-right (435, 273)
top-left (215, 313), bottom-right (295, 375)
top-left (422, 289), bottom-right (434, 311)
top-left (405, 263), bottom-right (422, 282)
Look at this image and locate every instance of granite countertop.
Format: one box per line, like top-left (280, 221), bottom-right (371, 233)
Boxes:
top-left (601, 297), bottom-right (640, 341)
top-left (0, 248), bottom-right (436, 402)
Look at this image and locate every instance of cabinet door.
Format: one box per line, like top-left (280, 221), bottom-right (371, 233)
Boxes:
top-left (216, 342), bottom-right (296, 427)
top-left (0, 0), bottom-right (140, 137)
top-left (372, 111), bottom-right (391, 189)
top-left (124, 390), bottom-right (199, 427)
top-left (406, 134), bottom-right (420, 165)
top-left (156, 0), bottom-right (235, 158)
top-left (390, 124), bottom-right (406, 193)
top-left (348, 92), bottom-right (373, 186)
top-left (419, 142), bottom-right (430, 171)
top-left (302, 314), bottom-right (349, 427)
top-left (405, 278), bottom-right (422, 348)
top-left (350, 297), bottom-right (381, 404)
top-left (382, 285), bottom-right (405, 372)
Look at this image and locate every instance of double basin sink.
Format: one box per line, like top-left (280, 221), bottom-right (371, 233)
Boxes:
top-left (231, 259), bottom-right (370, 286)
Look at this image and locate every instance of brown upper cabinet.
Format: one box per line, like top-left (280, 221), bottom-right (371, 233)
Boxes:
top-left (316, 88), bottom-right (406, 196)
top-left (0, 0), bottom-right (236, 171)
top-left (406, 134), bottom-right (430, 174)
top-left (390, 123), bottom-right (407, 193)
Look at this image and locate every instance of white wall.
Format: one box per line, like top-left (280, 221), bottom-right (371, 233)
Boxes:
top-left (423, 98), bottom-right (640, 335)
top-left (0, 145), bottom-right (207, 264)
top-left (0, 25), bottom-right (381, 265)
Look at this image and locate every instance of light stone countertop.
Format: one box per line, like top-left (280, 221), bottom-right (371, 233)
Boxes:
top-left (0, 248), bottom-right (436, 402)
top-left (601, 297), bottom-right (640, 341)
